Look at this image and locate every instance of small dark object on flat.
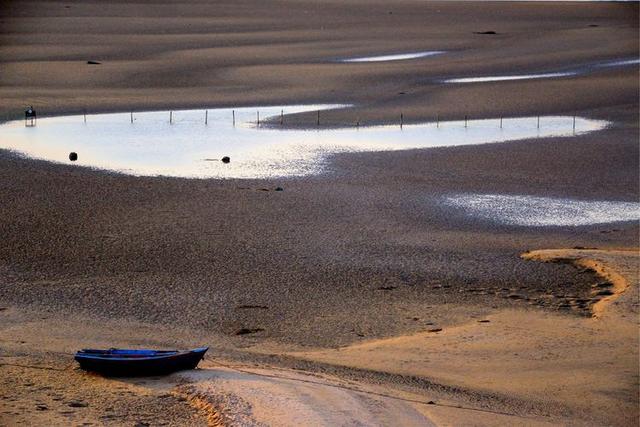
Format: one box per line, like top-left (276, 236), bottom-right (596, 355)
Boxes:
top-left (235, 328), bottom-right (264, 335)
top-left (236, 305), bottom-right (269, 310)
top-left (377, 285), bottom-right (397, 291)
top-left (593, 281), bottom-right (612, 288)
top-left (69, 152), bottom-right (78, 161)
top-left (477, 319), bottom-right (491, 323)
top-left (596, 289), bottom-right (614, 296)
top-left (221, 156), bottom-right (230, 163)
top-left (427, 401), bottom-right (436, 405)
top-left (258, 188), bottom-right (270, 192)
top-left (474, 31), bottom-right (497, 35)
top-left (427, 328), bottom-right (442, 333)
top-left (588, 24), bottom-right (599, 27)
top-left (87, 60), bottom-right (101, 65)
top-left (75, 347), bottom-right (208, 376)
top-left (275, 187), bottom-right (284, 191)
top-left (67, 401), bottom-right (88, 408)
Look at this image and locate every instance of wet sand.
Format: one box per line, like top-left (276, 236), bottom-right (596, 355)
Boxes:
top-left (0, 0), bottom-right (639, 425)
top-left (0, 1), bottom-right (638, 122)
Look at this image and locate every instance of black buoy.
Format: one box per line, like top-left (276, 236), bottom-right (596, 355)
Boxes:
top-left (69, 152), bottom-right (78, 161)
top-left (221, 156), bottom-right (230, 164)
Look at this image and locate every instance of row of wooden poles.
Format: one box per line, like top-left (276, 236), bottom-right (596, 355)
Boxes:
top-left (81, 110), bottom-right (579, 131)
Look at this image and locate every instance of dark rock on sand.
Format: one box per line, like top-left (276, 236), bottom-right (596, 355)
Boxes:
top-left (427, 328), bottom-right (443, 333)
top-left (86, 60), bottom-right (101, 65)
top-left (236, 305), bottom-right (269, 310)
top-left (221, 156), bottom-right (230, 163)
top-left (275, 187), bottom-right (284, 191)
top-left (68, 152), bottom-right (78, 161)
top-left (235, 328), bottom-right (265, 335)
top-left (67, 400), bottom-right (88, 408)
top-left (474, 31), bottom-right (497, 35)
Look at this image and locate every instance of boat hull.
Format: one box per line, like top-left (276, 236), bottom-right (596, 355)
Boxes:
top-left (75, 347), bottom-right (208, 376)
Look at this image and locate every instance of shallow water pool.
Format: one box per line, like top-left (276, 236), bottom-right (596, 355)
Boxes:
top-left (0, 105), bottom-right (607, 179)
top-left (444, 57), bottom-right (639, 84)
top-left (339, 51), bottom-right (444, 62)
top-left (443, 194), bottom-right (640, 226)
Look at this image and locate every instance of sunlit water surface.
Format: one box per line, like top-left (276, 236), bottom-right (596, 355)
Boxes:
top-left (0, 105), bottom-right (608, 179)
top-left (444, 58), bottom-right (640, 83)
top-left (443, 194), bottom-right (640, 226)
top-left (340, 51), bottom-right (445, 62)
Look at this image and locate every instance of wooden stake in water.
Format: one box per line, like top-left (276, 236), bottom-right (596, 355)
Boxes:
top-left (400, 113), bottom-right (404, 129)
top-left (130, 112), bottom-right (133, 123)
top-left (205, 110), bottom-right (208, 125)
top-left (537, 116), bottom-right (540, 129)
top-left (317, 110), bottom-right (320, 126)
top-left (464, 115), bottom-right (468, 128)
top-left (84, 110), bottom-right (86, 123)
top-left (257, 110), bottom-right (260, 127)
top-left (573, 114), bottom-right (576, 133)
top-left (170, 111), bottom-right (173, 124)
top-left (356, 119), bottom-right (360, 129)
top-left (280, 109), bottom-right (284, 125)
top-left (232, 110), bottom-right (235, 127)
top-left (436, 114), bottom-right (439, 128)
top-left (500, 116), bottom-right (503, 129)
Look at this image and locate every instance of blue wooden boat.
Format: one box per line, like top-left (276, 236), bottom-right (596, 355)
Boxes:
top-left (75, 347), bottom-right (208, 376)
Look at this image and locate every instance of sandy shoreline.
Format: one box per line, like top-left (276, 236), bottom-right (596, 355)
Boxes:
top-left (0, 0), bottom-right (638, 425)
top-left (2, 248), bottom-right (637, 425)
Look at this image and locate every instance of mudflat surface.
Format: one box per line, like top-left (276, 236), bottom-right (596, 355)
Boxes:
top-left (1, 119), bottom-right (637, 347)
top-left (0, 1), bottom-right (638, 425)
top-left (0, 0), bottom-right (637, 122)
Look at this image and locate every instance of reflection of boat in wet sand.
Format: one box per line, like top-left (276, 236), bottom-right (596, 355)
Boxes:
top-left (75, 347), bottom-right (208, 376)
